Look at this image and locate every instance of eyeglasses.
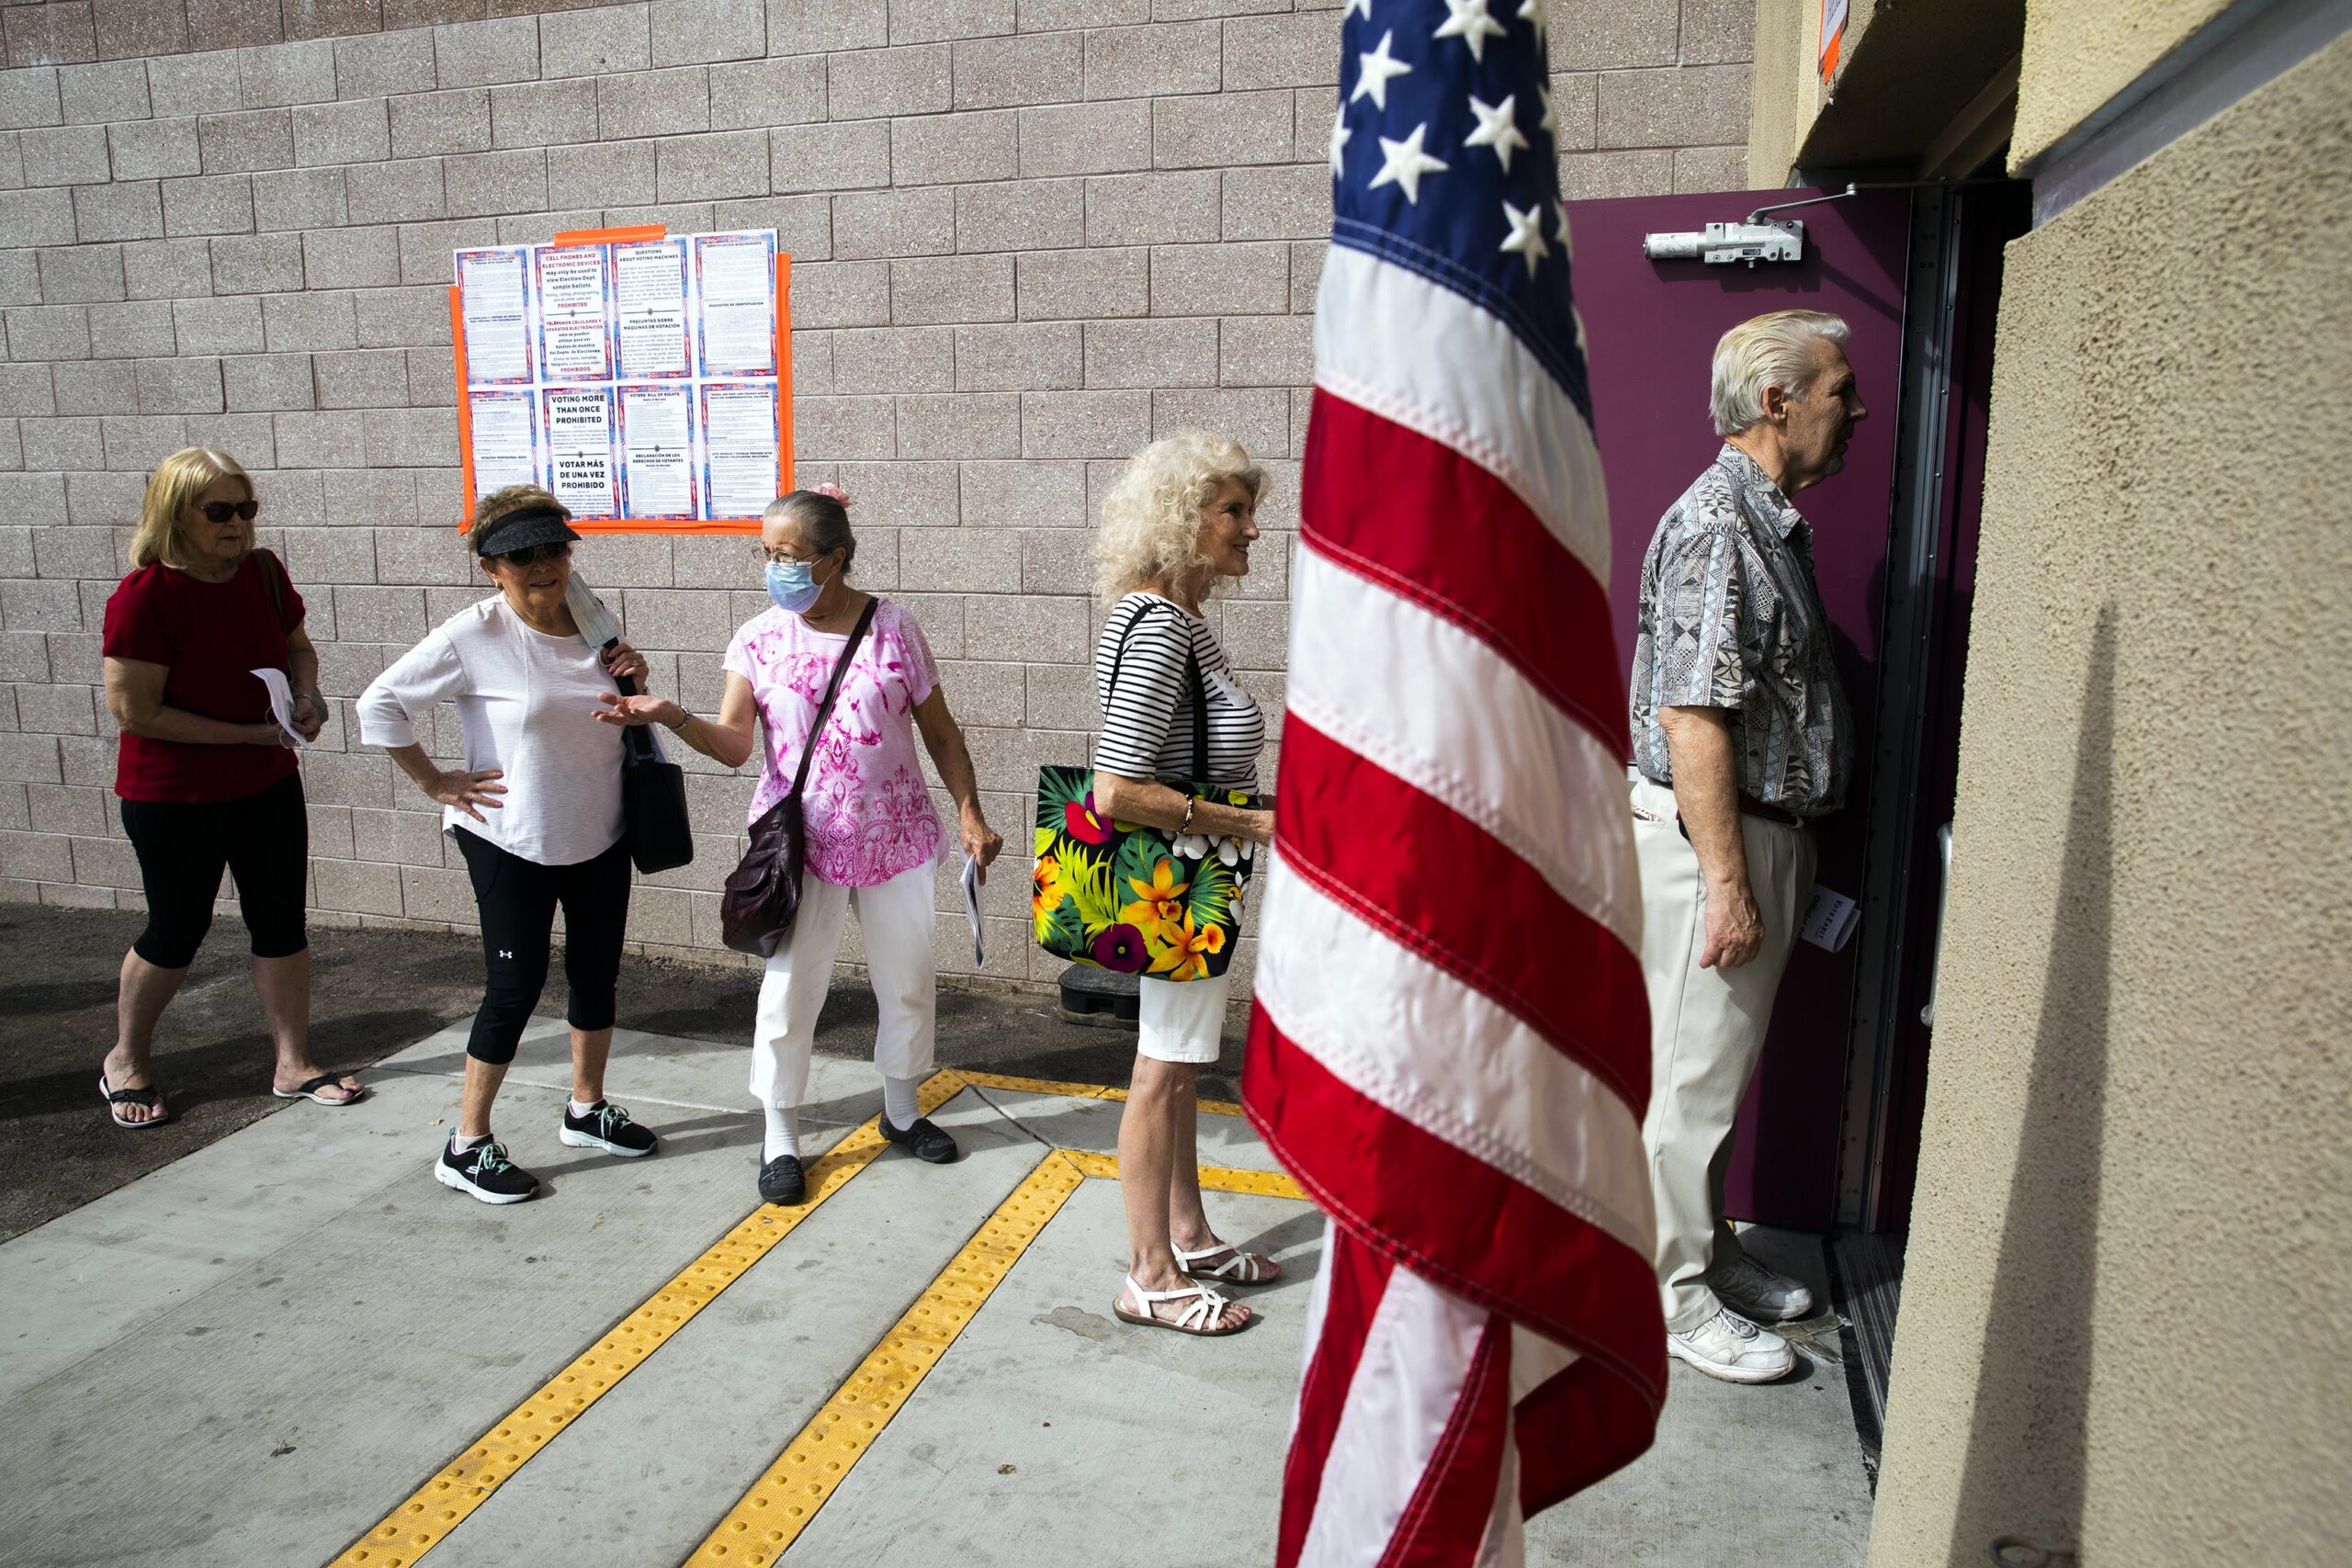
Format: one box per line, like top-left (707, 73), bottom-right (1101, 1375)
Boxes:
top-left (752, 546), bottom-right (828, 566)
top-left (494, 541), bottom-right (572, 567)
top-left (196, 501), bottom-right (260, 524)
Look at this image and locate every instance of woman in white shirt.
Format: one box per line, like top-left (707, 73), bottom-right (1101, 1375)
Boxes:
top-left (356, 486), bottom-right (661, 1205)
top-left (1090, 434), bottom-right (1280, 1337)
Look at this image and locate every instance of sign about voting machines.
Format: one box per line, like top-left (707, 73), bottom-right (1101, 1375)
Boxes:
top-left (454, 228), bottom-right (788, 530)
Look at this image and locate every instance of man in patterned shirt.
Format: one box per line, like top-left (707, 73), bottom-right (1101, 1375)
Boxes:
top-left (1627, 310), bottom-right (1865, 1383)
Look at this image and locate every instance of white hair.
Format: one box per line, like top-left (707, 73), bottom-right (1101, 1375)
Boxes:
top-left (1092, 431), bottom-right (1264, 604)
top-left (1709, 310), bottom-right (1851, 436)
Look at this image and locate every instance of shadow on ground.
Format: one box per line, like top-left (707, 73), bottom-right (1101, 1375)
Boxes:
top-left (0, 907), bottom-right (1215, 1243)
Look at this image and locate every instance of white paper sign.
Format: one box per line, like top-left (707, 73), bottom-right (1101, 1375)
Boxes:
top-left (250, 667), bottom-right (310, 749)
top-left (614, 238), bottom-right (691, 378)
top-left (468, 388), bottom-right (538, 495)
top-left (617, 382), bottom-right (695, 520)
top-left (700, 381), bottom-right (779, 519)
top-left (456, 247), bottom-right (532, 383)
top-left (543, 386), bottom-right (618, 519)
top-left (1801, 886), bottom-right (1860, 953)
top-left (536, 244), bottom-right (614, 383)
top-left (694, 231), bottom-right (777, 376)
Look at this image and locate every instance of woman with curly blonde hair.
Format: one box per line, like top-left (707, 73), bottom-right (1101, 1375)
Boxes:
top-left (1089, 432), bottom-right (1280, 1336)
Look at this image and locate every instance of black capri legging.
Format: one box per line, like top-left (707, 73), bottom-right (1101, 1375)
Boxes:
top-left (454, 829), bottom-right (632, 1066)
top-left (119, 773), bottom-right (309, 969)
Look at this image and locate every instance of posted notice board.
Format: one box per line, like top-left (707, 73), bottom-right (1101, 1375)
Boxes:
top-left (450, 225), bottom-right (792, 534)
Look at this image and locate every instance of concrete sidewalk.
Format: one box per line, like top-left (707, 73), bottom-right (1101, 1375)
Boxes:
top-left (0, 1009), bottom-right (1871, 1567)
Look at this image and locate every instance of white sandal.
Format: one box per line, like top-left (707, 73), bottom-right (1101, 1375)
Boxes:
top-left (1112, 1274), bottom-right (1252, 1337)
top-left (1174, 1240), bottom-right (1281, 1285)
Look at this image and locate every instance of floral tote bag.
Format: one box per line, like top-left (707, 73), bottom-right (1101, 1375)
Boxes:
top-left (1033, 615), bottom-right (1266, 983)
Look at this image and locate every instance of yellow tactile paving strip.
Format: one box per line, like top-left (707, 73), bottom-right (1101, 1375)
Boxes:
top-left (329, 1072), bottom-right (967, 1568)
top-left (329, 1068), bottom-right (1296, 1568)
top-left (684, 1152), bottom-right (1306, 1566)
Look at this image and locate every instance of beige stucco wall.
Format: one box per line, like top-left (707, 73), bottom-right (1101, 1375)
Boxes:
top-left (1744, 0), bottom-right (1821, 188)
top-left (1867, 26), bottom-right (2351, 1568)
top-left (2011, 0), bottom-right (2231, 163)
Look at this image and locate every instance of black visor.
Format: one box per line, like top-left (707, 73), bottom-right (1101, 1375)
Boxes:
top-left (474, 505), bottom-right (581, 558)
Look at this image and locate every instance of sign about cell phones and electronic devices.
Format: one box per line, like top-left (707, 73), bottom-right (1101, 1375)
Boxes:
top-left (451, 227), bottom-right (792, 533)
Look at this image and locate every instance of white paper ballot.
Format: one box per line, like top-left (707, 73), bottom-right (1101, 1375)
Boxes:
top-left (614, 239), bottom-right (691, 378)
top-left (959, 852), bottom-right (985, 967)
top-left (250, 667), bottom-right (310, 749)
top-left (1800, 886), bottom-right (1860, 953)
top-left (536, 243), bottom-right (614, 383)
top-left (457, 247), bottom-right (532, 384)
top-left (618, 383), bottom-right (695, 519)
top-left (700, 381), bottom-right (779, 518)
top-left (694, 232), bottom-right (776, 376)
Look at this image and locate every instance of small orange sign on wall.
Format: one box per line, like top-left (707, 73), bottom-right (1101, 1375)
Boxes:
top-left (449, 224), bottom-right (793, 536)
top-left (1820, 0), bottom-right (1848, 81)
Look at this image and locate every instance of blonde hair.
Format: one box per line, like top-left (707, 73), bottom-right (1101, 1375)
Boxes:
top-left (1092, 432), bottom-right (1265, 603)
top-left (1710, 310), bottom-right (1850, 436)
top-left (130, 447), bottom-right (254, 570)
top-left (469, 483), bottom-right (569, 553)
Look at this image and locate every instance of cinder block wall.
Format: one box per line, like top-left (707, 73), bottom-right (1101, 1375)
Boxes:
top-left (0, 0), bottom-right (1748, 990)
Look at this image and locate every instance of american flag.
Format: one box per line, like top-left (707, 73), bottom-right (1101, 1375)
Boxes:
top-left (1242, 0), bottom-right (1665, 1561)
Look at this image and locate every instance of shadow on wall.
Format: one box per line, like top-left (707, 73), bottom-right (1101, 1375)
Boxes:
top-left (1946, 606), bottom-right (2115, 1565)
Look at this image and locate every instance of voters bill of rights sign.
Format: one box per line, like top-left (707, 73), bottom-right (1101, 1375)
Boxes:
top-left (451, 226), bottom-right (791, 533)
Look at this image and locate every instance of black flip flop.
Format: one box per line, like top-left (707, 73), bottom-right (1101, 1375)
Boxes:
top-left (99, 1070), bottom-right (169, 1129)
top-left (271, 1074), bottom-right (368, 1106)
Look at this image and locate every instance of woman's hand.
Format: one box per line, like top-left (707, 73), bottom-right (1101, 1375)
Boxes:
top-left (248, 721), bottom-right (293, 747)
top-left (602, 640), bottom-right (650, 684)
top-left (957, 808), bottom-right (1002, 883)
top-left (424, 766), bottom-right (507, 822)
top-left (594, 693), bottom-right (683, 728)
top-left (288, 692), bottom-right (327, 742)
top-left (1245, 808), bottom-right (1277, 846)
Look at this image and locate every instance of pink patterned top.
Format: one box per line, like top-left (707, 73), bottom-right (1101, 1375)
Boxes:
top-left (725, 599), bottom-right (944, 888)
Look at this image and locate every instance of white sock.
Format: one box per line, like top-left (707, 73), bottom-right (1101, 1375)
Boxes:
top-left (882, 1076), bottom-right (921, 1131)
top-left (763, 1104), bottom-right (800, 1163)
top-left (569, 1098), bottom-right (601, 1117)
top-left (451, 1131), bottom-right (491, 1154)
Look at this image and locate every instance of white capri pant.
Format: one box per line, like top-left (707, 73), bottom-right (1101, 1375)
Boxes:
top-left (749, 859), bottom-right (937, 1111)
top-left (1136, 970), bottom-right (1231, 1065)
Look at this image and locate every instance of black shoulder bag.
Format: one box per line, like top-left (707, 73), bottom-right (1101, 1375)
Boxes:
top-left (720, 597), bottom-right (879, 958)
top-left (614, 671), bottom-right (694, 875)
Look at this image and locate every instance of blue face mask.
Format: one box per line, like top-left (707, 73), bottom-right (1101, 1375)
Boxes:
top-left (764, 558), bottom-right (825, 614)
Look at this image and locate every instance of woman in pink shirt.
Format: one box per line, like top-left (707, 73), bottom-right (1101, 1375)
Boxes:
top-left (598, 485), bottom-right (1001, 1205)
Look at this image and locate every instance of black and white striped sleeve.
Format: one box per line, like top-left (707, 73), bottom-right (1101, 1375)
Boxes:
top-left (1093, 605), bottom-right (1188, 781)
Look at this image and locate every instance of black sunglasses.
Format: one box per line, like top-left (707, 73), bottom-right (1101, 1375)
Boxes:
top-left (197, 500), bottom-right (259, 523)
top-left (493, 541), bottom-right (572, 567)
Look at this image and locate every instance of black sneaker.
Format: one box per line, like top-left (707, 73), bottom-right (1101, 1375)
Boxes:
top-left (880, 1113), bottom-right (957, 1164)
top-left (559, 1100), bottom-right (658, 1158)
top-left (435, 1138), bottom-right (538, 1204)
top-left (757, 1154), bottom-right (806, 1205)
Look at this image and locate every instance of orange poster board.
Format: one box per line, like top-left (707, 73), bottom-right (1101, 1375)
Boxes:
top-left (451, 225), bottom-right (792, 536)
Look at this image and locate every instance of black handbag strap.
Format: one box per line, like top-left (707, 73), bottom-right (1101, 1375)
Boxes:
top-left (787, 596), bottom-right (880, 801)
top-left (1105, 598), bottom-right (1210, 784)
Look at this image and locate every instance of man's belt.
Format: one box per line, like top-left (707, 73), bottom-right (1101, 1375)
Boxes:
top-left (1677, 794), bottom-right (1804, 840)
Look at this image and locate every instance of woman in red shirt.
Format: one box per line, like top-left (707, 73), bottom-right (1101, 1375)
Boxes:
top-left (96, 447), bottom-right (363, 1127)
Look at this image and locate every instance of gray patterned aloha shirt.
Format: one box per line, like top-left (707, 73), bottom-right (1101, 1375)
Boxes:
top-left (1629, 444), bottom-right (1852, 818)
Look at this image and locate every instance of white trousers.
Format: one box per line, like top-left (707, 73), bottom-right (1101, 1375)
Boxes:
top-left (1136, 970), bottom-right (1231, 1064)
top-left (1630, 776), bottom-right (1815, 1333)
top-left (748, 859), bottom-right (937, 1111)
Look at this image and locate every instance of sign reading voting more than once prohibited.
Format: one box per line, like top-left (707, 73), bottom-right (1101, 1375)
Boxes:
top-left (452, 227), bottom-right (790, 532)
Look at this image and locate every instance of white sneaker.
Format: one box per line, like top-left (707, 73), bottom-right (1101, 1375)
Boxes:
top-left (1667, 1307), bottom-right (1794, 1383)
top-left (1707, 1255), bottom-right (1815, 1322)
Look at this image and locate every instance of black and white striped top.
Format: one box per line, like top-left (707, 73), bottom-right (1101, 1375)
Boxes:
top-left (1092, 592), bottom-right (1265, 790)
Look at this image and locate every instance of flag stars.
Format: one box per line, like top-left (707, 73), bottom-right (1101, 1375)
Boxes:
top-left (1432, 0), bottom-right (1508, 62)
top-left (1344, 0), bottom-right (1374, 18)
top-left (1519, 0), bottom-right (1549, 46)
top-left (1330, 107), bottom-right (1352, 176)
top-left (1538, 82), bottom-right (1558, 141)
top-left (1351, 29), bottom-right (1413, 111)
top-left (1499, 198), bottom-right (1551, 276)
top-left (1371, 122), bottom-right (1450, 205)
top-left (1464, 93), bottom-right (1529, 174)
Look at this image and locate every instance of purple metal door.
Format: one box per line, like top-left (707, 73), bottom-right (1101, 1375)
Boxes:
top-left (1567, 186), bottom-right (1913, 1230)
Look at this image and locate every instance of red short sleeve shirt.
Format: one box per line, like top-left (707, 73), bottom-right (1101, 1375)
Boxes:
top-left (102, 553), bottom-right (304, 804)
